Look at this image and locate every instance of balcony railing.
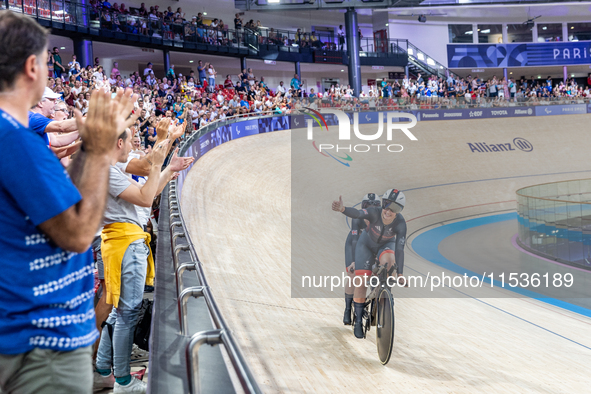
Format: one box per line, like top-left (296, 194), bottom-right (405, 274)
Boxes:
top-left (1, 0), bottom-right (412, 60)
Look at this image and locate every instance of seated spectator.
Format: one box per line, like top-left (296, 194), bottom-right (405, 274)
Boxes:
top-left (224, 74), bottom-right (233, 89)
top-left (310, 32), bottom-right (323, 48)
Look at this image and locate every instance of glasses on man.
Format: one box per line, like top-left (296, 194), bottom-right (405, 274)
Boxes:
top-left (382, 199), bottom-right (403, 213)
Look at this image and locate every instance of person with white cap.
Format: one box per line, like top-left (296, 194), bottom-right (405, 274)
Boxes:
top-left (29, 86), bottom-right (79, 144)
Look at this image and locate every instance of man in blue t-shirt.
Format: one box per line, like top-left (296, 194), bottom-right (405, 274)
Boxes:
top-left (0, 11), bottom-right (139, 394)
top-left (240, 97), bottom-right (250, 109)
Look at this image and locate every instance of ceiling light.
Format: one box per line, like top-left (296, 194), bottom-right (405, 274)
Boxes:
top-left (427, 58), bottom-right (435, 66)
top-left (542, 26), bottom-right (547, 30)
top-left (341, 69), bottom-right (344, 72)
top-left (385, 23), bottom-right (389, 26)
top-left (407, 48), bottom-right (413, 55)
top-left (510, 72), bottom-right (513, 74)
top-left (203, 12), bottom-right (207, 15)
top-left (538, 75), bottom-right (541, 79)
top-left (571, 74), bottom-right (575, 77)
top-left (417, 53), bottom-right (425, 61)
top-left (481, 29), bottom-right (490, 34)
top-left (268, 0), bottom-right (280, 3)
top-left (189, 60), bottom-right (194, 63)
top-left (465, 31), bottom-right (473, 35)
top-left (60, 47), bottom-right (65, 49)
top-left (477, 29), bottom-right (480, 31)
top-left (571, 26), bottom-right (574, 29)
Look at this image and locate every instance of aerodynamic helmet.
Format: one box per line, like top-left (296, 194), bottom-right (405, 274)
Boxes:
top-left (382, 189), bottom-right (405, 213)
top-left (361, 193), bottom-right (381, 209)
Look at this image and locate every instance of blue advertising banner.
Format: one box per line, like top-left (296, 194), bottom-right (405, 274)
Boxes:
top-left (258, 116), bottom-right (290, 133)
top-left (448, 42), bottom-right (591, 68)
top-left (230, 120), bottom-right (259, 140)
top-left (535, 104), bottom-right (587, 116)
top-left (468, 107), bottom-right (535, 119)
top-left (210, 126), bottom-right (232, 148)
top-left (418, 107), bottom-right (536, 120)
top-left (198, 133), bottom-right (212, 156)
top-left (355, 112), bottom-right (381, 124)
top-left (418, 109), bottom-right (469, 121)
top-left (290, 115), bottom-right (306, 129)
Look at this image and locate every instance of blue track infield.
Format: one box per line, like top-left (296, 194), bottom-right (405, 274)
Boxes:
top-left (411, 212), bottom-right (591, 319)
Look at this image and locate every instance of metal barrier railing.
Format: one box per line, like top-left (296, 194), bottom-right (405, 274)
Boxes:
top-left (167, 112), bottom-right (283, 392)
top-left (168, 176), bottom-right (262, 394)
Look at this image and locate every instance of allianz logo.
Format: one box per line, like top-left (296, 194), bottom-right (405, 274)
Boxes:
top-left (515, 108), bottom-right (533, 115)
top-left (468, 137), bottom-right (533, 153)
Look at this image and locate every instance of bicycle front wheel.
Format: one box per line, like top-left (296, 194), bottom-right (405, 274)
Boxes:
top-left (376, 287), bottom-right (395, 365)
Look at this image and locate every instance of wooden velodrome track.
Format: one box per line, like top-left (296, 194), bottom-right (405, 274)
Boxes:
top-left (182, 115), bottom-right (591, 393)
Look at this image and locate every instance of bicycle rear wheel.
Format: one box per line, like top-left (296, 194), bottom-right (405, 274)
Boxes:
top-left (376, 287), bottom-right (395, 365)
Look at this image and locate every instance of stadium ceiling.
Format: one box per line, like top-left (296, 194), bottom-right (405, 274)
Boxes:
top-left (236, 0), bottom-right (591, 11)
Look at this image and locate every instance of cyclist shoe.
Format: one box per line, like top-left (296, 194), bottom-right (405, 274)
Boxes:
top-left (343, 308), bottom-right (352, 325)
top-left (113, 376), bottom-right (146, 393)
top-left (354, 320), bottom-right (364, 339)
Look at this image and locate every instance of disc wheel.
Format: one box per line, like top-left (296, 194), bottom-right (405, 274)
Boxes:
top-left (376, 287), bottom-right (395, 365)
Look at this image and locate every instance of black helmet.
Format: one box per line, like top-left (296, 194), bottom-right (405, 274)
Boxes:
top-left (361, 193), bottom-right (380, 209)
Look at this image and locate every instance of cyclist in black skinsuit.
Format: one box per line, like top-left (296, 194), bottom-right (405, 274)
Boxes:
top-left (343, 193), bottom-right (381, 326)
top-left (332, 189), bottom-right (407, 339)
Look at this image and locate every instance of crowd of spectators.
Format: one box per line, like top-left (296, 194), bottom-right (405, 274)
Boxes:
top-left (84, 0), bottom-right (340, 48)
top-left (44, 54), bottom-right (591, 146)
top-left (368, 72), bottom-right (591, 108)
top-left (0, 9), bottom-right (196, 394)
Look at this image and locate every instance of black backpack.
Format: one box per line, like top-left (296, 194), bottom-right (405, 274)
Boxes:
top-left (133, 298), bottom-right (153, 351)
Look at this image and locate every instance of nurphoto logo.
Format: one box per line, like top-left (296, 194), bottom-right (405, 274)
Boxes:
top-left (302, 108), bottom-right (418, 167)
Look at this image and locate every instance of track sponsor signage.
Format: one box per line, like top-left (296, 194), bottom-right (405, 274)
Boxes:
top-left (535, 104), bottom-right (587, 116)
top-left (467, 137), bottom-right (533, 153)
top-left (210, 126), bottom-right (232, 148)
top-left (467, 107), bottom-right (534, 118)
top-left (258, 116), bottom-right (290, 133)
top-left (448, 42), bottom-right (591, 67)
top-left (230, 119), bottom-right (259, 140)
top-left (419, 109), bottom-right (468, 121)
top-left (198, 133), bottom-right (212, 155)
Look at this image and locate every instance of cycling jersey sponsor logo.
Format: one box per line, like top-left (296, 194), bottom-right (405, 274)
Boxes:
top-left (467, 137), bottom-right (533, 153)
